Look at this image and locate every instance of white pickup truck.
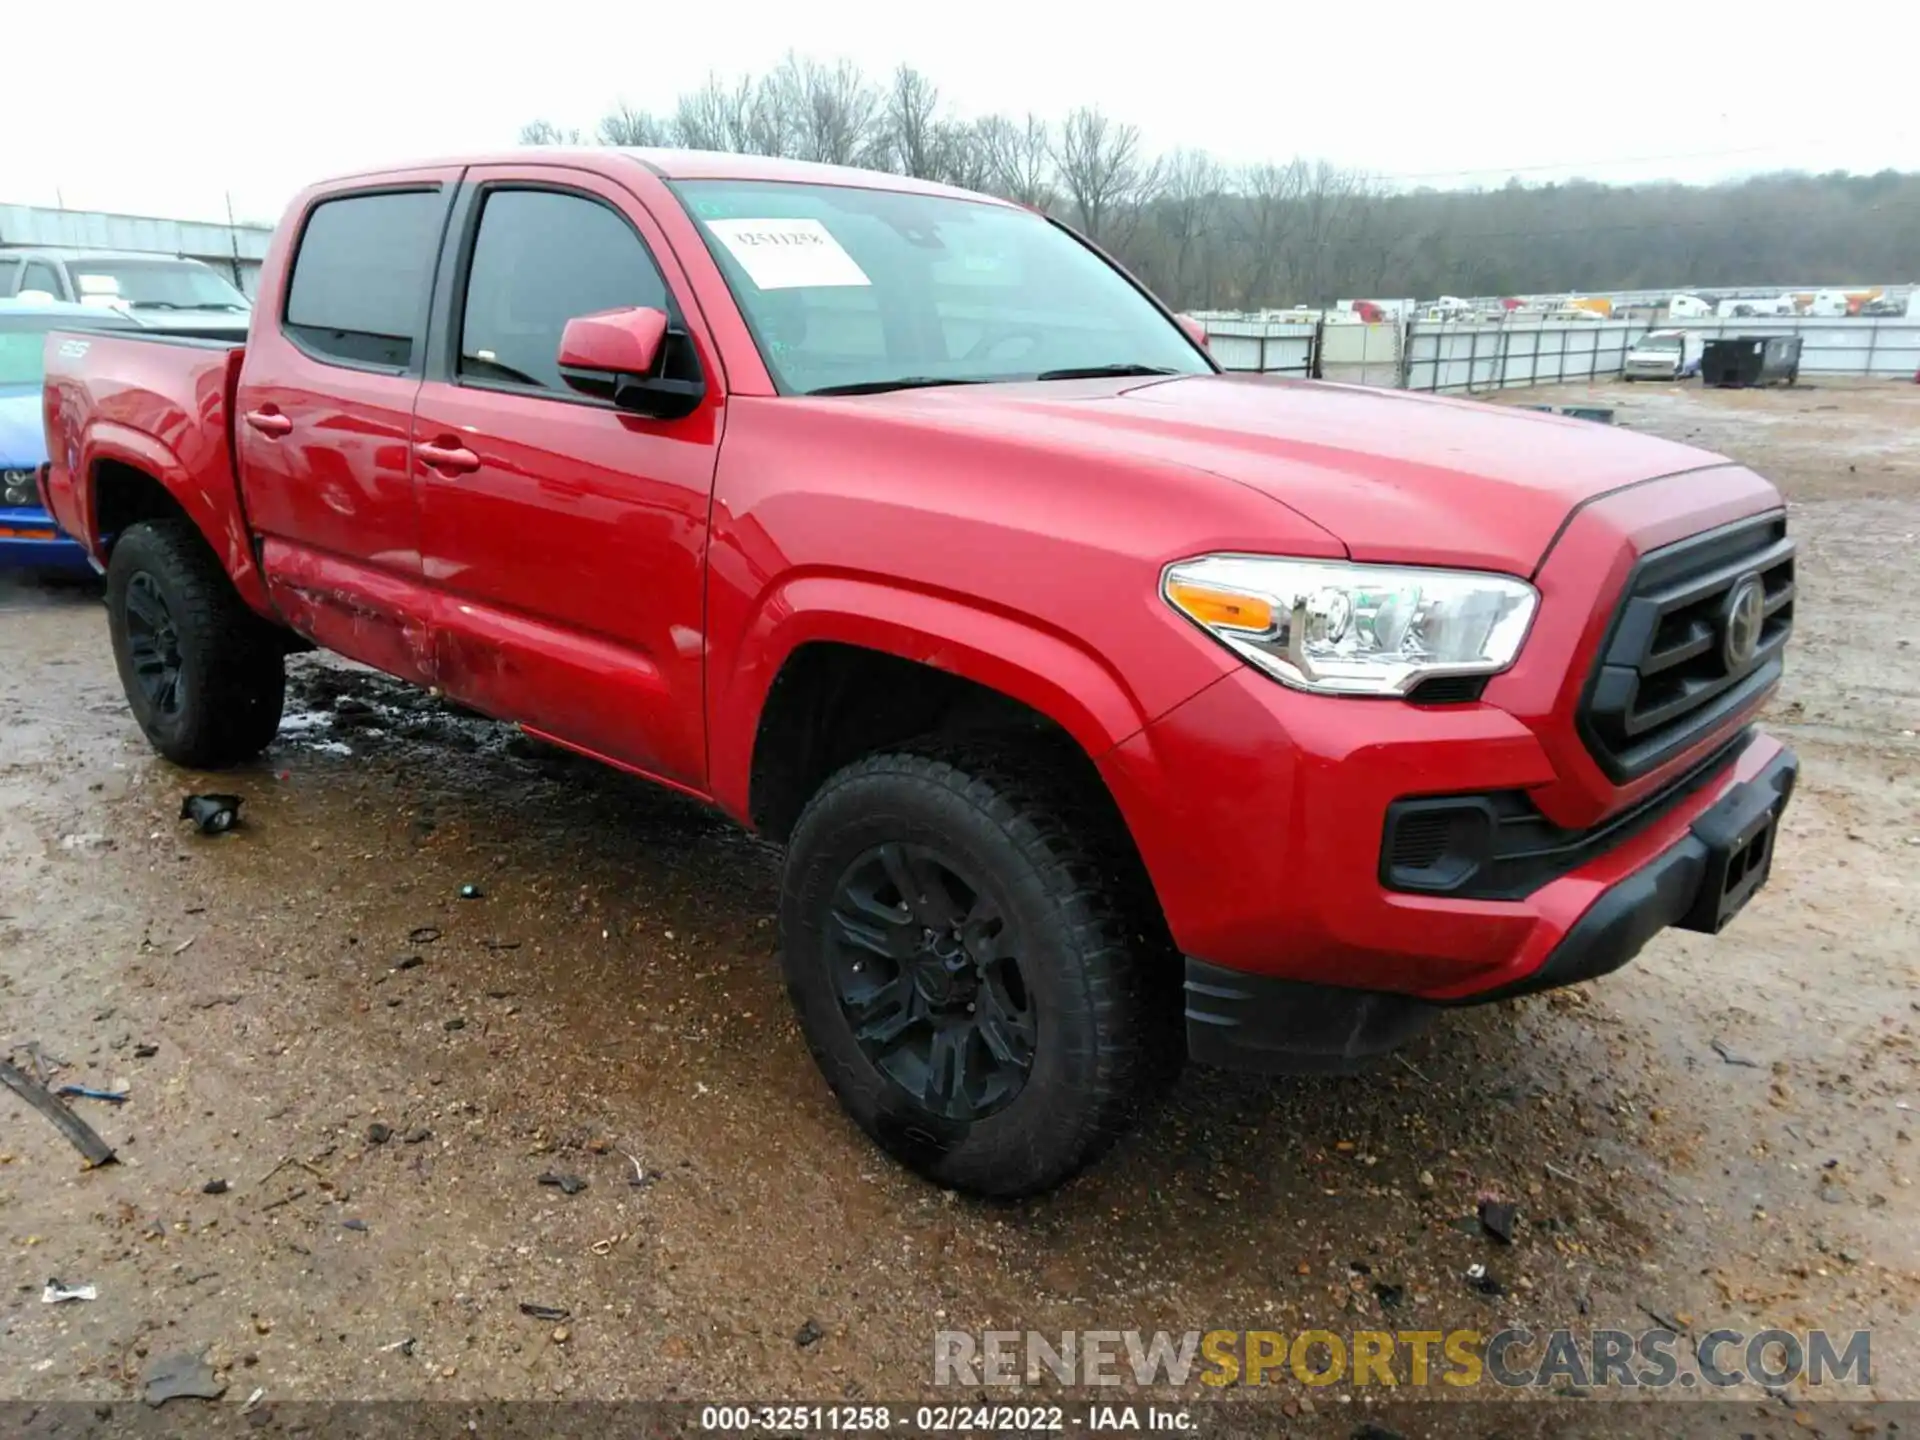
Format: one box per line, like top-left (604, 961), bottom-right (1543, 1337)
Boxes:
top-left (1624, 329), bottom-right (1704, 381)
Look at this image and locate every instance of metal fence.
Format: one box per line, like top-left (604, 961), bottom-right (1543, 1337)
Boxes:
top-left (1666, 318), bottom-right (1920, 379)
top-left (1208, 315), bottom-right (1920, 393)
top-left (1198, 319), bottom-right (1318, 377)
top-left (1403, 320), bottom-right (1645, 393)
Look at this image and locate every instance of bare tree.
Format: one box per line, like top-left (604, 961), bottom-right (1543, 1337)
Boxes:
top-left (977, 113), bottom-right (1055, 209)
top-left (1053, 106), bottom-right (1160, 246)
top-left (769, 53), bottom-right (882, 167)
top-left (672, 74), bottom-right (757, 153)
top-left (1232, 160), bottom-right (1306, 307)
top-left (879, 65), bottom-right (945, 178)
top-left (517, 119), bottom-right (582, 145)
top-left (1158, 149), bottom-right (1224, 306)
top-left (596, 103), bottom-right (671, 148)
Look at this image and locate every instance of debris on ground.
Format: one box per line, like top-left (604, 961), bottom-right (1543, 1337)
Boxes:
top-left (367, 1123), bottom-right (392, 1145)
top-left (539, 1171), bottom-right (588, 1196)
top-left (392, 955), bottom-right (423, 972)
top-left (795, 1318), bottom-right (825, 1348)
top-left (519, 1302), bottom-right (570, 1323)
top-left (1477, 1199), bottom-right (1519, 1244)
top-left (1711, 1038), bottom-right (1761, 1067)
top-left (143, 1352), bottom-right (227, 1406)
top-left (1371, 1281), bottom-right (1405, 1310)
top-left (379, 1338), bottom-right (417, 1356)
top-left (0, 1059), bottom-right (117, 1167)
top-left (179, 793), bottom-right (243, 835)
top-left (42, 1278), bottom-right (98, 1303)
top-left (55, 1082), bottom-right (129, 1105)
top-left (1466, 1264), bottom-right (1505, 1297)
top-left (202, 1179), bottom-right (229, 1195)
top-left (343, 1218), bottom-right (369, 1232)
top-left (458, 884), bottom-right (485, 900)
top-left (133, 1043), bottom-right (158, 1059)
top-left (407, 927), bottom-right (442, 945)
top-left (403, 1127), bottom-right (432, 1144)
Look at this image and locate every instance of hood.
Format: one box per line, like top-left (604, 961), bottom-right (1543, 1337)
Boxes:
top-left (857, 374), bottom-right (1733, 573)
top-left (0, 385), bottom-right (46, 467)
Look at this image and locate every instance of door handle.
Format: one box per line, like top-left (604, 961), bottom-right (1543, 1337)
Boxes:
top-left (244, 409), bottom-right (292, 438)
top-left (417, 440), bottom-right (481, 475)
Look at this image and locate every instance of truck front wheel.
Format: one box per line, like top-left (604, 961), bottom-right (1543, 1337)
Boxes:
top-left (780, 745), bottom-right (1174, 1196)
top-left (106, 518), bottom-right (286, 769)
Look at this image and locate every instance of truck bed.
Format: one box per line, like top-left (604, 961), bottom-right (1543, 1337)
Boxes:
top-left (41, 330), bottom-right (248, 574)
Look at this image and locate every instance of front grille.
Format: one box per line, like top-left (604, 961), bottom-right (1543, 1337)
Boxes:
top-left (1578, 511), bottom-right (1792, 781)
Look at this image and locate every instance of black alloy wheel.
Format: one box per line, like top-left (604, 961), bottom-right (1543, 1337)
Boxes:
top-left (122, 572), bottom-right (187, 718)
top-left (825, 841), bottom-right (1037, 1122)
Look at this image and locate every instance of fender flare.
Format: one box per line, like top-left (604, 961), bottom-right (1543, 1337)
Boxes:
top-left (81, 421), bottom-right (274, 615)
top-left (710, 573), bottom-right (1154, 821)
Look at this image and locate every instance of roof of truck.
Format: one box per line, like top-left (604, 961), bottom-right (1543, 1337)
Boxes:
top-left (318, 148), bottom-right (1012, 206)
top-left (0, 247), bottom-right (218, 264)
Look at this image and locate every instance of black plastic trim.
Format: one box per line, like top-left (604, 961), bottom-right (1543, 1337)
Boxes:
top-left (1381, 728), bottom-right (1751, 899)
top-left (1451, 743), bottom-right (1797, 1004)
top-left (1184, 959), bottom-right (1436, 1075)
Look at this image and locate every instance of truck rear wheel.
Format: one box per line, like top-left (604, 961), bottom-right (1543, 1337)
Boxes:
top-left (106, 518), bottom-right (286, 769)
top-left (780, 744), bottom-right (1174, 1197)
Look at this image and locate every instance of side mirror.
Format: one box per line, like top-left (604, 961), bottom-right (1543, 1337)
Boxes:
top-left (557, 307), bottom-right (703, 419)
top-left (1175, 313), bottom-right (1210, 350)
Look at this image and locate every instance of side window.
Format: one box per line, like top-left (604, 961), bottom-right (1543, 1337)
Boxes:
top-left (285, 189), bottom-right (444, 369)
top-left (459, 189), bottom-right (670, 393)
top-left (0, 259), bottom-right (20, 296)
top-left (20, 261), bottom-right (65, 298)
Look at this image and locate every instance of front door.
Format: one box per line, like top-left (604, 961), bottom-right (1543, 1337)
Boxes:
top-left (235, 172), bottom-right (460, 684)
top-left (410, 167), bottom-right (723, 790)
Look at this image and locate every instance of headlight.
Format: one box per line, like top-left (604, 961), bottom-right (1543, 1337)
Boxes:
top-left (1, 468), bottom-right (37, 509)
top-left (1163, 555), bottom-right (1539, 696)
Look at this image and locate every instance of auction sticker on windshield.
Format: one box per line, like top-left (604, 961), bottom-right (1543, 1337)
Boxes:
top-left (705, 218), bottom-right (871, 290)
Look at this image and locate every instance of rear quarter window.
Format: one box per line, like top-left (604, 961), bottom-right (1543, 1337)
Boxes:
top-left (284, 189), bottom-right (446, 369)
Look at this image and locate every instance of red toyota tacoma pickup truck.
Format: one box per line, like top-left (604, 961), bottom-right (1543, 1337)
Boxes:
top-left (40, 150), bottom-right (1796, 1195)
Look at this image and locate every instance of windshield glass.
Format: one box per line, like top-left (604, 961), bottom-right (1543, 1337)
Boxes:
top-left (674, 179), bottom-right (1211, 394)
top-left (1639, 335), bottom-right (1682, 351)
top-left (66, 259), bottom-right (250, 311)
top-left (0, 318), bottom-right (59, 386)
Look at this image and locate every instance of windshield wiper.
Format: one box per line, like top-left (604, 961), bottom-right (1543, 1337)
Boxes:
top-left (807, 376), bottom-right (987, 396)
top-left (1033, 363), bottom-right (1181, 381)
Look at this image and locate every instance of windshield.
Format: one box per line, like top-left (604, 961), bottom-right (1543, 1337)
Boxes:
top-left (66, 259), bottom-right (250, 311)
top-left (1639, 335), bottom-right (1682, 351)
top-left (0, 318), bottom-right (59, 386)
top-left (674, 179), bottom-right (1212, 394)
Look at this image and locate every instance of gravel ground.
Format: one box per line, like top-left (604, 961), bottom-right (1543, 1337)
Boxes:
top-left (1, 379), bottom-right (1914, 1423)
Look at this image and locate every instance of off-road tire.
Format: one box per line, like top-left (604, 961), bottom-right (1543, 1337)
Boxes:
top-left (780, 743), bottom-right (1177, 1197)
top-left (106, 518), bottom-right (286, 768)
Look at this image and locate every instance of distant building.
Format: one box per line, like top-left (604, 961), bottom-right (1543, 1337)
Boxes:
top-left (0, 203), bottom-right (272, 297)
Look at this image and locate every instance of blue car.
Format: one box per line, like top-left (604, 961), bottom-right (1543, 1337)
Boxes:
top-left (1, 300), bottom-right (141, 576)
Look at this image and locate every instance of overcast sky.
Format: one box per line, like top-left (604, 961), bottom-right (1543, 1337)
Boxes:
top-left (7, 1), bottom-right (1911, 226)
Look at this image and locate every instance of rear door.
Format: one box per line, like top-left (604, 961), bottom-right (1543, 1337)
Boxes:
top-left (408, 164), bottom-right (723, 789)
top-left (235, 170), bottom-right (459, 684)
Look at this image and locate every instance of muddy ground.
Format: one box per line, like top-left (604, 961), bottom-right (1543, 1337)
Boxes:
top-left (1, 379), bottom-right (1915, 1424)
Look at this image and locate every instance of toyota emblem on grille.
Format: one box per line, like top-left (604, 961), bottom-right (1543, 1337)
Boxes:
top-left (1723, 574), bottom-right (1766, 670)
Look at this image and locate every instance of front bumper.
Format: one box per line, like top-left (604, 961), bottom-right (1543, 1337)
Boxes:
top-left (1181, 741), bottom-right (1797, 1073)
top-left (0, 504), bottom-right (91, 575)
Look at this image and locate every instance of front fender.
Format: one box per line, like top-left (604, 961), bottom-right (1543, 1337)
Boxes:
top-left (709, 572), bottom-right (1185, 821)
